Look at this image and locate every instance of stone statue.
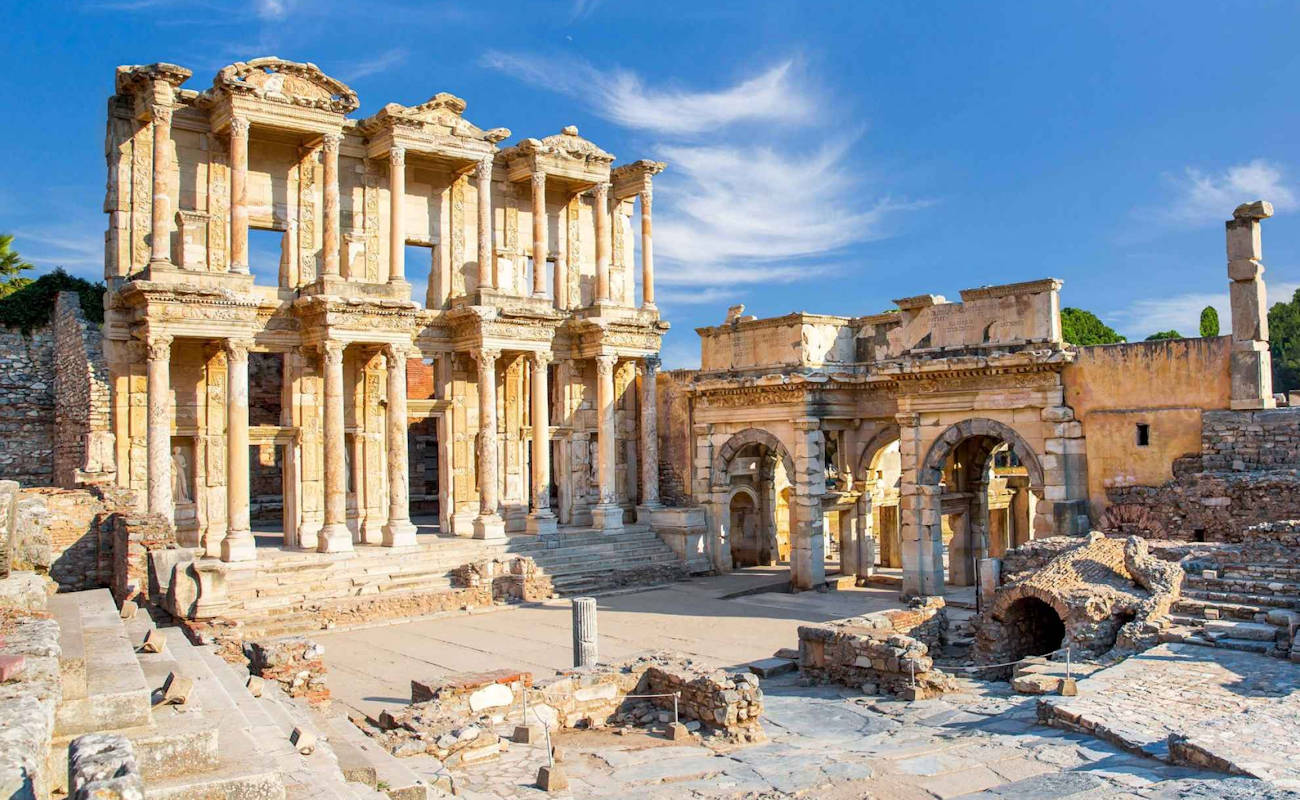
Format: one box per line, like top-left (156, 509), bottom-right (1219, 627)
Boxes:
top-left (171, 446), bottom-right (192, 504)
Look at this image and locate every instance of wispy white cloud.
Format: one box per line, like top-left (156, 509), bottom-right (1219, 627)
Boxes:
top-left (12, 226), bottom-right (104, 279)
top-left (1107, 280), bottom-right (1300, 339)
top-left (1161, 159), bottom-right (1297, 226)
top-left (254, 0), bottom-right (293, 20)
top-left (656, 287), bottom-right (738, 306)
top-left (341, 48), bottom-right (408, 81)
top-left (480, 53), bottom-right (812, 136)
top-left (569, 0), bottom-right (601, 21)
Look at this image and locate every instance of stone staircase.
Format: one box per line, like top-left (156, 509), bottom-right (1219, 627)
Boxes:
top-left (215, 523), bottom-right (685, 639)
top-left (1161, 551), bottom-right (1300, 660)
top-left (49, 588), bottom-right (441, 798)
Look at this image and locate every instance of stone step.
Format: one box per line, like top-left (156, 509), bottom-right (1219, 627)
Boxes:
top-left (1173, 597), bottom-right (1268, 621)
top-left (48, 590), bottom-right (152, 737)
top-left (320, 712), bottom-right (441, 798)
top-left (538, 550), bottom-right (680, 575)
top-left (1202, 619), bottom-right (1287, 642)
top-left (1183, 587), bottom-right (1300, 610)
top-left (1186, 574), bottom-right (1300, 596)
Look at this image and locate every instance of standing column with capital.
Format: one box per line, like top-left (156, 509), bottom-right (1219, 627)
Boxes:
top-left (148, 105), bottom-right (174, 267)
top-left (640, 188), bottom-right (655, 309)
top-left (476, 155), bottom-right (495, 292)
top-left (526, 352), bottom-right (557, 534)
top-left (594, 182), bottom-right (611, 303)
top-left (473, 348), bottom-right (506, 540)
top-left (319, 341), bottom-right (353, 552)
top-left (636, 356), bottom-right (662, 520)
top-left (321, 132), bottom-right (342, 278)
top-left (145, 334), bottom-right (173, 520)
top-left (382, 344), bottom-right (418, 547)
top-left (388, 146), bottom-right (406, 285)
top-left (531, 171), bottom-right (548, 297)
top-left (222, 339), bottom-right (256, 562)
top-left (591, 354), bottom-right (624, 531)
top-left (228, 117), bottom-right (250, 274)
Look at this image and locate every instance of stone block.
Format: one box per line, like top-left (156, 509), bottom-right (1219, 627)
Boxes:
top-left (291, 727), bottom-right (316, 755)
top-left (536, 764), bottom-right (568, 792)
top-left (512, 724), bottom-right (541, 744)
top-left (160, 672), bottom-right (193, 705)
top-left (119, 600), bottom-right (137, 620)
top-left (140, 630), bottom-right (165, 654)
top-left (246, 675), bottom-right (264, 697)
top-left (667, 721), bottom-right (692, 742)
top-left (747, 657), bottom-right (796, 678)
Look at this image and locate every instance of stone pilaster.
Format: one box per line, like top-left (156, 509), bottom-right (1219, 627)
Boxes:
top-left (382, 344), bottom-right (417, 547)
top-left (319, 341), bottom-right (353, 552)
top-left (228, 116), bottom-right (250, 274)
top-left (1227, 200), bottom-right (1276, 410)
top-left (531, 171), bottom-right (548, 297)
top-left (790, 418), bottom-right (826, 590)
top-left (526, 351), bottom-right (557, 535)
top-left (148, 105), bottom-right (174, 267)
top-left (591, 354), bottom-right (624, 531)
top-left (221, 338), bottom-right (255, 562)
top-left (593, 182), bottom-right (611, 303)
top-left (637, 356), bottom-right (662, 518)
top-left (473, 348), bottom-right (505, 540)
top-left (897, 412), bottom-right (942, 597)
top-left (640, 187), bottom-right (655, 309)
top-left (388, 146), bottom-right (406, 285)
top-left (321, 132), bottom-right (342, 278)
top-left (145, 333), bottom-right (173, 521)
top-left (476, 155), bottom-right (494, 291)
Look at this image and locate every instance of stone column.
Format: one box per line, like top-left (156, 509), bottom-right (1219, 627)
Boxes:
top-left (473, 348), bottom-right (505, 540)
top-left (554, 202), bottom-right (568, 311)
top-left (228, 116), bottom-right (250, 274)
top-left (221, 339), bottom-right (256, 562)
top-left (572, 596), bottom-right (598, 668)
top-left (476, 155), bottom-right (494, 291)
top-left (897, 412), bottom-right (943, 597)
top-left (640, 187), bottom-right (655, 309)
top-left (1227, 200), bottom-right (1276, 409)
top-left (319, 341), bottom-right (353, 552)
top-left (591, 354), bottom-right (624, 531)
top-left (526, 352), bottom-right (557, 534)
top-left (790, 419), bottom-right (826, 590)
top-left (531, 171), bottom-right (548, 297)
top-left (637, 356), bottom-right (662, 519)
top-left (382, 344), bottom-right (417, 547)
top-left (388, 146), bottom-right (406, 285)
top-left (321, 132), bottom-right (342, 278)
top-left (145, 333), bottom-right (173, 520)
top-left (593, 182), bottom-right (611, 303)
top-left (148, 105), bottom-right (174, 267)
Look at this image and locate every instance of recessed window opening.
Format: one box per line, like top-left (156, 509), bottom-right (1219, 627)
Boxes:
top-left (405, 244), bottom-right (433, 308)
top-left (1136, 423), bottom-right (1150, 447)
top-left (248, 227), bottom-right (286, 288)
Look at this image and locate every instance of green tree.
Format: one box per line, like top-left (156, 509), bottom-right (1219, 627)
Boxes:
top-left (1199, 306), bottom-right (1220, 337)
top-left (1269, 288), bottom-right (1300, 393)
top-left (0, 234), bottom-right (34, 298)
top-left (1145, 330), bottom-right (1183, 341)
top-left (1060, 307), bottom-right (1126, 346)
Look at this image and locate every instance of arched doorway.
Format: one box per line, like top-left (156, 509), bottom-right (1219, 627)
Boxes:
top-left (917, 418), bottom-right (1045, 590)
top-left (728, 489), bottom-right (765, 566)
top-left (856, 427), bottom-right (902, 571)
top-left (1003, 596), bottom-right (1065, 661)
top-left (710, 428), bottom-right (796, 576)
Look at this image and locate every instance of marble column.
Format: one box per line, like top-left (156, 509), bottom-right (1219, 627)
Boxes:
top-left (222, 339), bottom-right (256, 562)
top-left (473, 348), bottom-right (506, 540)
top-left (594, 182), bottom-right (611, 303)
top-left (319, 341), bottom-right (353, 552)
top-left (637, 356), bottom-right (662, 517)
top-left (476, 155), bottom-right (495, 291)
top-left (590, 354), bottom-right (623, 531)
top-left (321, 132), bottom-right (342, 278)
top-left (382, 344), bottom-right (418, 547)
top-left (553, 200), bottom-right (568, 310)
top-left (228, 116), bottom-right (250, 274)
top-left (640, 187), bottom-right (655, 309)
top-left (148, 105), bottom-right (173, 266)
top-left (145, 333), bottom-right (173, 520)
top-left (526, 352), bottom-right (557, 534)
top-left (388, 146), bottom-right (406, 285)
top-left (531, 171), bottom-right (548, 297)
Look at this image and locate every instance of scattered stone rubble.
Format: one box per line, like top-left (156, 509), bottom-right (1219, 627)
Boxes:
top-left (67, 732), bottom-right (143, 800)
top-left (244, 636), bottom-right (330, 706)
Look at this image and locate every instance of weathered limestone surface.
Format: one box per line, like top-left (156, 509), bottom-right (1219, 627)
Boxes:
top-left (0, 588), bottom-right (62, 800)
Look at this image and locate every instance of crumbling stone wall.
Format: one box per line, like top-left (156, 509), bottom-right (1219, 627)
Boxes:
top-left (29, 488), bottom-right (113, 592)
top-left (0, 325), bottom-right (55, 487)
top-left (109, 512), bottom-right (176, 603)
top-left (52, 292), bottom-right (111, 489)
top-left (656, 368), bottom-right (697, 506)
top-left (1105, 470), bottom-right (1300, 541)
top-left (1201, 408), bottom-right (1300, 471)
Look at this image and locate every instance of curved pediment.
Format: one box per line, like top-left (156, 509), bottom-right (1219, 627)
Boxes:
top-left (360, 93), bottom-right (510, 143)
top-left (508, 125), bottom-right (614, 167)
top-left (212, 57), bottom-right (359, 114)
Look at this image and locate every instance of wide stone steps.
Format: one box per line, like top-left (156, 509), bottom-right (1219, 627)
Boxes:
top-left (1182, 587), bottom-right (1300, 610)
top-left (49, 590), bottom-right (152, 738)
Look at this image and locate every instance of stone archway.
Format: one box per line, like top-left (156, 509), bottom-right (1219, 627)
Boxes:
top-left (711, 427), bottom-right (795, 488)
top-left (728, 487), bottom-right (762, 567)
top-left (855, 424), bottom-right (902, 570)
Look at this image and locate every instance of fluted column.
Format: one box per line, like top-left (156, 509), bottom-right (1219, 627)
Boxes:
top-left (228, 116), bottom-right (249, 274)
top-left (148, 105), bottom-right (174, 266)
top-left (321, 132), bottom-right (342, 278)
top-left (319, 341), bottom-right (353, 552)
top-left (590, 354), bottom-right (623, 531)
top-left (222, 338), bottom-right (256, 562)
top-left (476, 155), bottom-right (494, 291)
top-left (383, 344), bottom-right (417, 547)
top-left (526, 352), bottom-right (557, 535)
top-left (146, 334), bottom-right (173, 520)
top-left (638, 356), bottom-right (662, 513)
top-left (640, 187), bottom-right (655, 309)
top-left (594, 182), bottom-right (611, 303)
top-left (473, 348), bottom-right (505, 540)
top-left (388, 146), bottom-right (406, 284)
top-left (531, 171), bottom-right (548, 297)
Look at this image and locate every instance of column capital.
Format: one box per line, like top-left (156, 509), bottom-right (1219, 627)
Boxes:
top-left (389, 145), bottom-right (406, 166)
top-left (224, 337), bottom-right (254, 362)
top-left (150, 104), bottom-right (173, 125)
top-left (384, 341), bottom-right (415, 362)
top-left (640, 185), bottom-right (653, 207)
top-left (145, 333), bottom-right (173, 361)
top-left (641, 354), bottom-right (661, 375)
top-left (594, 353), bottom-right (617, 376)
top-left (229, 116), bottom-right (250, 137)
top-left (476, 347), bottom-right (501, 366)
top-left (320, 340), bottom-right (345, 366)
top-left (528, 350), bottom-right (553, 370)
top-left (593, 181), bottom-right (611, 200)
top-left (322, 131), bottom-right (343, 151)
top-left (475, 154), bottom-right (494, 179)
top-left (530, 170), bottom-right (546, 191)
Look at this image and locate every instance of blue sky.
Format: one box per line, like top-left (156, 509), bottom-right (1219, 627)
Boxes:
top-left (6, 2), bottom-right (1300, 367)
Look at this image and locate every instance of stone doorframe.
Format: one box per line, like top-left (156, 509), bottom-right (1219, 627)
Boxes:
top-left (903, 417), bottom-right (1047, 597)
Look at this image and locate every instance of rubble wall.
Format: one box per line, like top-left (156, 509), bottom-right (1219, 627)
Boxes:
top-left (27, 487), bottom-right (113, 592)
top-left (1201, 408), bottom-right (1300, 471)
top-left (52, 293), bottom-right (111, 489)
top-left (0, 325), bottom-right (55, 486)
top-left (656, 368), bottom-right (696, 506)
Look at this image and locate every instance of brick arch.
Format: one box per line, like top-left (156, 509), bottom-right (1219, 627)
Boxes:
top-left (855, 422), bottom-right (901, 478)
top-left (711, 427), bottom-right (795, 487)
top-left (988, 582), bottom-right (1071, 626)
top-left (920, 418), bottom-right (1044, 489)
